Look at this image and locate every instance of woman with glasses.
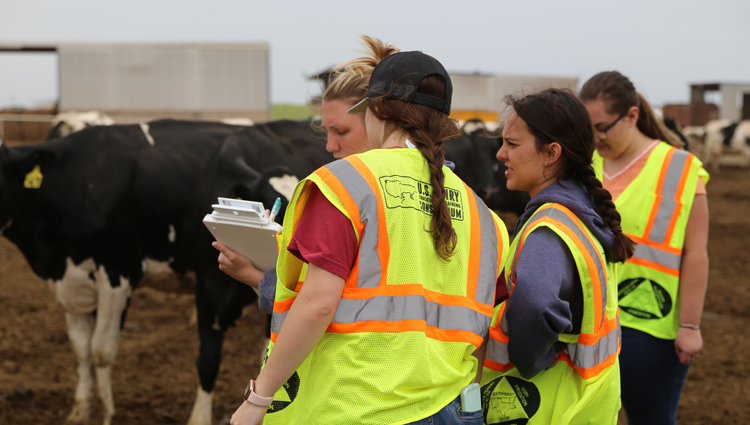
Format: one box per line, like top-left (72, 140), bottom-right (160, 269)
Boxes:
top-left (581, 71), bottom-right (709, 425)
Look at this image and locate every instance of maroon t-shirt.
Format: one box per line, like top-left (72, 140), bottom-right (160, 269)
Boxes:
top-left (287, 185), bottom-right (357, 280)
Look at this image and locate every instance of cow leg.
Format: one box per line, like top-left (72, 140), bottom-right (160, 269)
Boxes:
top-left (64, 312), bottom-right (96, 424)
top-left (187, 289), bottom-right (223, 425)
top-left (53, 258), bottom-right (98, 424)
top-left (90, 266), bottom-right (133, 425)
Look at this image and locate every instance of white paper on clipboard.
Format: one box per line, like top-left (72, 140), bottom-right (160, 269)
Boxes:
top-left (203, 198), bottom-right (283, 272)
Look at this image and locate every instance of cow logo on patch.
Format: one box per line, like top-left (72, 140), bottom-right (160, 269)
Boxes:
top-left (378, 175), bottom-right (464, 221)
top-left (618, 277), bottom-right (672, 319)
top-left (481, 376), bottom-right (540, 425)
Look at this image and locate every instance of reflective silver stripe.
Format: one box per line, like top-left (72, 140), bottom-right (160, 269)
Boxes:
top-left (525, 207), bottom-right (608, 316)
top-left (271, 309), bottom-right (287, 335)
top-left (272, 295), bottom-right (492, 338)
top-left (632, 243), bottom-right (681, 270)
top-left (486, 334), bottom-right (510, 365)
top-left (325, 160), bottom-right (382, 289)
top-left (487, 316), bottom-right (621, 371)
top-left (332, 295), bottom-right (491, 335)
top-left (473, 191), bottom-right (499, 307)
top-left (565, 322), bottom-right (620, 370)
top-left (649, 149), bottom-right (690, 244)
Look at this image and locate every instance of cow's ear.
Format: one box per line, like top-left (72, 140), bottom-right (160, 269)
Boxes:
top-left (19, 150), bottom-right (58, 175)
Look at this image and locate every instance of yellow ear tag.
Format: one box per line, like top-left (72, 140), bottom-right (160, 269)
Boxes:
top-left (24, 165), bottom-right (43, 189)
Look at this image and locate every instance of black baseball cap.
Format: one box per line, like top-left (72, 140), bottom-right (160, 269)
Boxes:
top-left (348, 51), bottom-right (452, 115)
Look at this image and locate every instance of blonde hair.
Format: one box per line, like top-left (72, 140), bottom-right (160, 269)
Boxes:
top-left (313, 35), bottom-right (400, 107)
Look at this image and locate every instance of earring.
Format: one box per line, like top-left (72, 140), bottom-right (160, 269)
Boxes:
top-left (545, 160), bottom-right (549, 165)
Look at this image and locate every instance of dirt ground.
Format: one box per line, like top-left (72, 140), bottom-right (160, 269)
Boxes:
top-left (1, 168), bottom-right (749, 425)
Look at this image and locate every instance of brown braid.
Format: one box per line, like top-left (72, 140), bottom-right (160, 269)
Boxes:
top-left (368, 75), bottom-right (460, 261)
top-left (508, 88), bottom-right (635, 263)
top-left (578, 165), bottom-right (636, 262)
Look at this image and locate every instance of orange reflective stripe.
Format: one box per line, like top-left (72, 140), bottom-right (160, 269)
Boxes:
top-left (529, 215), bottom-right (604, 325)
top-left (345, 156), bottom-right (390, 288)
top-left (643, 148), bottom-right (675, 238)
top-left (663, 154), bottom-right (693, 244)
top-left (484, 357), bottom-right (515, 373)
top-left (489, 323), bottom-right (508, 343)
top-left (626, 233), bottom-right (682, 255)
top-left (464, 182), bottom-right (481, 301)
top-left (492, 215), bottom-right (505, 281)
top-left (548, 206), bottom-right (607, 326)
top-left (557, 349), bottom-right (619, 379)
top-left (326, 320), bottom-right (484, 346)
top-left (340, 284), bottom-right (493, 317)
top-left (577, 316), bottom-right (618, 345)
top-left (273, 296), bottom-right (296, 313)
top-left (626, 257), bottom-right (680, 277)
top-left (313, 167), bottom-right (365, 239)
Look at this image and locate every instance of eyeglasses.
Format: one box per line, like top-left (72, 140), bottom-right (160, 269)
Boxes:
top-left (595, 114), bottom-right (625, 140)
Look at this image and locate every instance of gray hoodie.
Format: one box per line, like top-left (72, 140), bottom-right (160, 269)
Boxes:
top-left (507, 180), bottom-right (615, 379)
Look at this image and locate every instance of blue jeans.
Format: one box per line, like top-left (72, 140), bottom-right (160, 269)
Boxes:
top-left (620, 327), bottom-right (691, 425)
top-left (406, 395), bottom-right (483, 425)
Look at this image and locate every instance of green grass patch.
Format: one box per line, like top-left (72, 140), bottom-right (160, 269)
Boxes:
top-left (272, 104), bottom-right (318, 121)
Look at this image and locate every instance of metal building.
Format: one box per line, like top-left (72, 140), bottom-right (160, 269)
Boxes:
top-left (59, 42), bottom-right (270, 122)
top-left (448, 72), bottom-right (578, 122)
top-left (1, 42), bottom-right (271, 123)
top-left (690, 82), bottom-right (750, 122)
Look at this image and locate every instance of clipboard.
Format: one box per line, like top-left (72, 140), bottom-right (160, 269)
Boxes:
top-left (203, 198), bottom-right (283, 272)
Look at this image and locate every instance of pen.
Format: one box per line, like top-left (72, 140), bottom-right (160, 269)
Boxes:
top-left (268, 198), bottom-right (281, 222)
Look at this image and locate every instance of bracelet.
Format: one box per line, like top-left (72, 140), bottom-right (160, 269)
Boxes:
top-left (680, 323), bottom-right (700, 330)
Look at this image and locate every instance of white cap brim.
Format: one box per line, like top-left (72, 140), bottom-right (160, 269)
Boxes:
top-left (347, 98), bottom-right (368, 113)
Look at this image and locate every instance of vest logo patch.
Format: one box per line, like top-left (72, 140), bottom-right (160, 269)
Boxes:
top-left (263, 348), bottom-right (300, 413)
top-left (378, 175), bottom-right (465, 221)
top-left (618, 277), bottom-right (673, 319)
top-left (481, 376), bottom-right (540, 425)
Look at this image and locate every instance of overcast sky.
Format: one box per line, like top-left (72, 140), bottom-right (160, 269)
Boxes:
top-left (1, 0), bottom-right (748, 109)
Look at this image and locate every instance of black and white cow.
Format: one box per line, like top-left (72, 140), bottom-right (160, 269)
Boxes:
top-left (47, 111), bottom-right (116, 140)
top-left (0, 119), bottom-right (247, 425)
top-left (180, 123), bottom-right (332, 424)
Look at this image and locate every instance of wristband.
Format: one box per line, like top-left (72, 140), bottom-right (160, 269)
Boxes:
top-left (243, 380), bottom-right (274, 407)
top-left (679, 323), bottom-right (700, 330)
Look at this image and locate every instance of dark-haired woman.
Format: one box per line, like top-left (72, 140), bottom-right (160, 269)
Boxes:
top-left (581, 71), bottom-right (709, 425)
top-left (230, 49), bottom-right (509, 425)
top-left (481, 88), bottom-right (632, 424)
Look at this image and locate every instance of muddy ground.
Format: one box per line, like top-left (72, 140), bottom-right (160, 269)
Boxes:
top-left (1, 168), bottom-right (749, 425)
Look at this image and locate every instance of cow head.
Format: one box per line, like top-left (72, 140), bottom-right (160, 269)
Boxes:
top-left (0, 143), bottom-right (59, 233)
top-left (214, 138), bottom-right (297, 222)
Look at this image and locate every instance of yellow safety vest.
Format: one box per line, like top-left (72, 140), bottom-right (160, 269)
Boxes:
top-left (481, 203), bottom-right (621, 425)
top-left (594, 142), bottom-right (709, 339)
top-left (265, 149), bottom-right (510, 425)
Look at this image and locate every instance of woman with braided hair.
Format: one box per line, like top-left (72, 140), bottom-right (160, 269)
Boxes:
top-left (480, 88), bottom-right (632, 424)
top-left (581, 71), bottom-right (709, 425)
top-left (230, 46), bottom-right (509, 425)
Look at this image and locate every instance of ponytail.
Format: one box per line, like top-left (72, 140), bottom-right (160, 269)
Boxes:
top-left (369, 75), bottom-right (460, 261)
top-left (636, 93), bottom-right (684, 148)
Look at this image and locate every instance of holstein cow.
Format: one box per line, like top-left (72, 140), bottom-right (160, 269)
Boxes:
top-left (0, 119), bottom-right (243, 425)
top-left (702, 119), bottom-right (733, 173)
top-left (180, 123), bottom-right (332, 425)
top-left (47, 111), bottom-right (116, 140)
top-left (724, 120), bottom-right (750, 170)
